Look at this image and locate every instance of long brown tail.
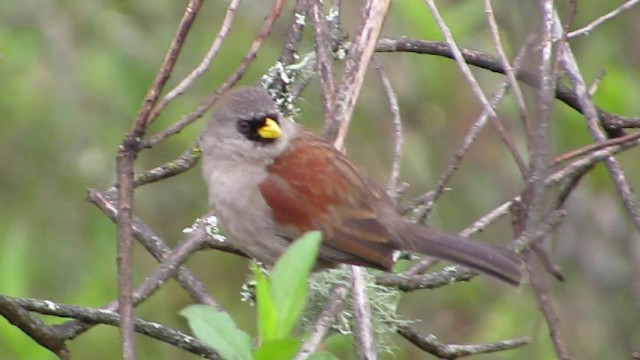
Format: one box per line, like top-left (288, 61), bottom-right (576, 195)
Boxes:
top-left (399, 222), bottom-right (524, 286)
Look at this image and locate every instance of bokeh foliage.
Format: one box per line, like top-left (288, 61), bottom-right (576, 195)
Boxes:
top-left (1, 1), bottom-right (639, 359)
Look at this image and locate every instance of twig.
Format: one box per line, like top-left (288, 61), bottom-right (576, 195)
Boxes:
top-left (547, 137), bottom-right (640, 186)
top-left (142, 0), bottom-right (285, 148)
top-left (8, 296), bottom-right (220, 359)
top-left (115, 2), bottom-right (204, 357)
top-left (325, 0), bottom-right (392, 148)
top-left (271, 0), bottom-right (310, 93)
top-left (135, 0), bottom-right (204, 129)
top-left (133, 144), bottom-right (201, 187)
top-left (423, 0), bottom-right (496, 119)
top-left (293, 285), bottom-right (348, 360)
top-left (567, 0), bottom-right (640, 38)
top-left (0, 295), bottom-right (69, 359)
top-left (528, 255), bottom-right (570, 360)
top-left (328, 0), bottom-right (343, 41)
top-left (460, 200), bottom-right (513, 237)
top-left (551, 132), bottom-right (640, 167)
top-left (309, 0), bottom-right (336, 121)
top-left (149, 0), bottom-right (242, 118)
top-left (115, 134), bottom-right (137, 360)
top-left (87, 189), bottom-right (222, 307)
top-left (373, 58), bottom-right (403, 198)
top-left (375, 38), bottom-right (638, 138)
top-left (398, 325), bottom-right (530, 359)
top-left (414, 42), bottom-right (531, 221)
top-left (350, 266), bottom-right (377, 360)
top-left (54, 216), bottom-right (212, 340)
top-left (483, 0), bottom-right (532, 157)
top-left (557, 12), bottom-right (640, 233)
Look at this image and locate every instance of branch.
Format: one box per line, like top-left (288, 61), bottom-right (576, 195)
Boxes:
top-left (0, 295), bottom-right (69, 359)
top-left (309, 0), bottom-right (336, 121)
top-left (398, 325), bottom-right (529, 359)
top-left (567, 0), bottom-right (640, 38)
top-left (557, 13), bottom-right (640, 233)
top-left (375, 37), bottom-right (637, 138)
top-left (54, 214), bottom-right (215, 341)
top-left (325, 0), bottom-right (392, 148)
top-left (373, 58), bottom-right (404, 199)
top-left (150, 0), bottom-right (242, 117)
top-left (87, 189), bottom-right (223, 307)
top-left (142, 0), bottom-right (285, 148)
top-left (293, 285), bottom-right (348, 360)
top-left (7, 296), bottom-right (221, 359)
top-left (350, 266), bottom-right (377, 360)
top-left (115, 2), bottom-right (205, 357)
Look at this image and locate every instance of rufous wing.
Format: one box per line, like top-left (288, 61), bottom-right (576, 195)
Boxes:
top-left (258, 131), bottom-right (397, 269)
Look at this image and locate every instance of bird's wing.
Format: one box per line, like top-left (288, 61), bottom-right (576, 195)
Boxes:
top-left (258, 131), bottom-right (396, 269)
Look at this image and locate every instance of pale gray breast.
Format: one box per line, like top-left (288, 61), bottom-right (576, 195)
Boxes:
top-left (202, 158), bottom-right (291, 264)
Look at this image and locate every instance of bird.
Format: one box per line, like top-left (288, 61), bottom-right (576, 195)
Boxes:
top-left (200, 85), bottom-right (524, 286)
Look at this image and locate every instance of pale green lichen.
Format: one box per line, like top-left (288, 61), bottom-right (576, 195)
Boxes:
top-left (183, 216), bottom-right (226, 243)
top-left (301, 267), bottom-right (414, 355)
top-left (260, 54), bottom-right (317, 117)
top-left (294, 12), bottom-right (306, 26)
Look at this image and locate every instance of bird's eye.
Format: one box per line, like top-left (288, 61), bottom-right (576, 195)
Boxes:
top-left (236, 120), bottom-right (251, 135)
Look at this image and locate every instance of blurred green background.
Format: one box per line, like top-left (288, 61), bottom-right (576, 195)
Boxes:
top-left (1, 1), bottom-right (639, 359)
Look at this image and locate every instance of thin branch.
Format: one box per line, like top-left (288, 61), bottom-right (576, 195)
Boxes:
top-left (483, 0), bottom-right (533, 149)
top-left (398, 325), bottom-right (530, 359)
top-left (54, 217), bottom-right (213, 340)
top-left (142, 0), bottom-right (285, 148)
top-left (415, 42), bottom-right (531, 221)
top-left (325, 0), bottom-right (392, 148)
top-left (271, 0), bottom-right (310, 93)
top-left (567, 0), bottom-right (640, 38)
top-left (423, 0), bottom-right (496, 119)
top-left (0, 295), bottom-right (69, 360)
top-left (133, 144), bottom-right (201, 187)
top-left (149, 0), bottom-right (242, 118)
top-left (135, 0), bottom-right (204, 129)
top-left (293, 285), bottom-right (348, 360)
top-left (309, 0), bottom-right (336, 121)
top-left (547, 137), bottom-right (640, 186)
top-left (551, 132), bottom-right (640, 167)
top-left (350, 266), bottom-right (377, 360)
top-left (557, 12), bottom-right (640, 233)
top-left (373, 58), bottom-right (403, 198)
top-left (115, 2), bottom-right (204, 357)
top-left (375, 38), bottom-right (637, 138)
top-left (115, 141), bottom-right (137, 360)
top-left (8, 296), bottom-right (221, 359)
top-left (527, 255), bottom-right (570, 360)
top-left (87, 189), bottom-right (222, 308)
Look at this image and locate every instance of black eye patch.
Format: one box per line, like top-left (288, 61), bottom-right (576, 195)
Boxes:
top-left (236, 115), bottom-right (279, 143)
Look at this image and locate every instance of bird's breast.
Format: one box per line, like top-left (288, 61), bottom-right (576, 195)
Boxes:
top-left (202, 160), bottom-right (290, 264)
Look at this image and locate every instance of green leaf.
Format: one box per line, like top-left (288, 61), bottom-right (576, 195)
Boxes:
top-left (253, 263), bottom-right (278, 340)
top-left (254, 338), bottom-right (302, 360)
top-left (180, 304), bottom-right (252, 360)
top-left (269, 231), bottom-right (322, 338)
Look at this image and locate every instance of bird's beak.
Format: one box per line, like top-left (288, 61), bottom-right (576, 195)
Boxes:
top-left (258, 117), bottom-right (283, 139)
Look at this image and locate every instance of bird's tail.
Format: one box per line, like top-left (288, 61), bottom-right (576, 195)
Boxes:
top-left (400, 222), bottom-right (525, 286)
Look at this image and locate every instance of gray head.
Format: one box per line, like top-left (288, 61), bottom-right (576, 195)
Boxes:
top-left (200, 86), bottom-right (295, 165)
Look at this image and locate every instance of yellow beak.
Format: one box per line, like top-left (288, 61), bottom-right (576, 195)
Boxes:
top-left (258, 118), bottom-right (282, 139)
